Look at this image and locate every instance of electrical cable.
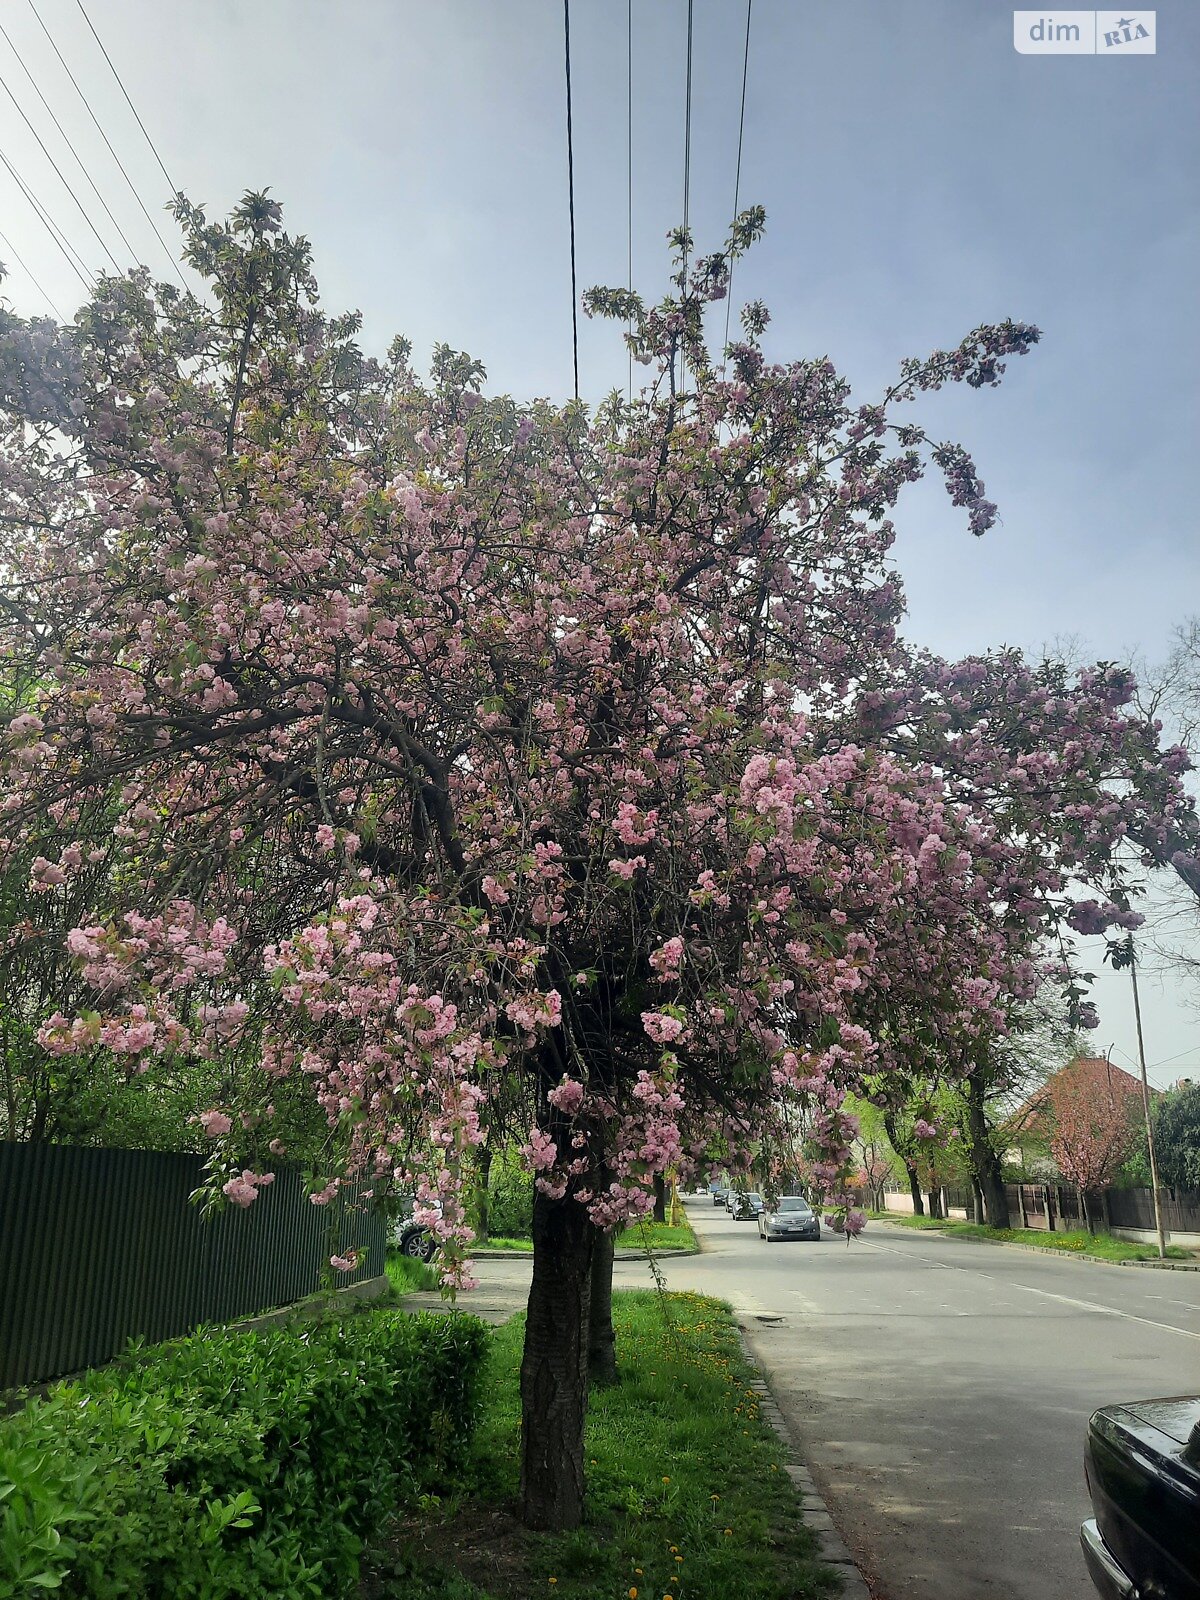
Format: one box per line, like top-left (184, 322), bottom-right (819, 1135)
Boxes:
top-left (1114, 1042), bottom-right (1200, 1077)
top-left (27, 0), bottom-right (188, 289)
top-left (626, 0), bottom-right (633, 402)
top-left (680, 0), bottom-right (694, 395)
top-left (722, 0), bottom-right (753, 375)
top-left (0, 143), bottom-right (93, 291)
top-left (0, 71), bottom-right (120, 272)
top-left (563, 0), bottom-right (580, 403)
top-left (0, 221), bottom-right (64, 318)
top-left (0, 16), bottom-right (141, 263)
top-left (73, 0), bottom-right (179, 198)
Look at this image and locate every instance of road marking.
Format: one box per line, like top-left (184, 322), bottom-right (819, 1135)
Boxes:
top-left (858, 1238), bottom-right (1200, 1343)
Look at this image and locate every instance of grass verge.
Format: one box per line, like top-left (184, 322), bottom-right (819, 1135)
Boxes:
top-left (476, 1218), bottom-right (697, 1253)
top-left (385, 1248), bottom-right (442, 1294)
top-left (361, 1290), bottom-right (835, 1600)
top-left (616, 1217), bottom-right (697, 1251)
top-left (866, 1212), bottom-right (1193, 1262)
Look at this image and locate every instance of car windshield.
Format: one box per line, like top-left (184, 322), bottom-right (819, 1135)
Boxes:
top-left (778, 1198), bottom-right (811, 1212)
top-left (745, 1193), bottom-right (762, 1202)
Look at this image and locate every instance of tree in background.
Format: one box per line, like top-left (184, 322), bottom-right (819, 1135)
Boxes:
top-left (1152, 1079), bottom-right (1200, 1191)
top-left (4, 194), bottom-right (1199, 1529)
top-left (845, 1098), bottom-right (896, 1211)
top-left (1049, 1057), bottom-right (1141, 1229)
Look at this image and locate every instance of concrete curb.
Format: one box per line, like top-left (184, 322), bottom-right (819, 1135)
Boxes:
top-left (1118, 1258), bottom-right (1200, 1271)
top-left (467, 1245), bottom-right (701, 1260)
top-left (867, 1219), bottom-right (1199, 1270)
top-left (737, 1333), bottom-right (872, 1599)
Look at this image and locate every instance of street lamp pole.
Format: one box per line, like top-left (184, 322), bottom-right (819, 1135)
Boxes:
top-left (1129, 953), bottom-right (1168, 1260)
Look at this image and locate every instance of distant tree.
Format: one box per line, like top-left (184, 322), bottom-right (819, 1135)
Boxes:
top-left (1152, 1080), bottom-right (1200, 1191)
top-left (1049, 1058), bottom-right (1141, 1229)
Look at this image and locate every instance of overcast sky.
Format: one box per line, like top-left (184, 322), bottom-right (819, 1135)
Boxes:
top-left (1, 0), bottom-right (1196, 1085)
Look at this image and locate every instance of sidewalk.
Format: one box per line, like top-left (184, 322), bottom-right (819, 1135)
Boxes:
top-left (868, 1215), bottom-right (1200, 1269)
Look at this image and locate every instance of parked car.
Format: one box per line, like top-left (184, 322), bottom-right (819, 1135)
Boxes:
top-left (758, 1195), bottom-right (822, 1242)
top-left (393, 1216), bottom-right (439, 1263)
top-left (711, 1183), bottom-right (729, 1206)
top-left (732, 1191), bottom-right (765, 1220)
top-left (1081, 1395), bottom-right (1200, 1600)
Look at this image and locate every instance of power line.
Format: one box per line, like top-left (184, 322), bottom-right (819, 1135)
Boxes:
top-left (722, 0), bottom-right (753, 374)
top-left (1114, 1041), bottom-right (1199, 1078)
top-left (680, 0), bottom-right (694, 394)
top-left (563, 0), bottom-right (580, 402)
top-left (73, 0), bottom-right (179, 199)
top-left (0, 15), bottom-right (141, 263)
top-left (27, 0), bottom-right (188, 290)
top-left (0, 144), bottom-right (93, 291)
top-left (626, 0), bottom-right (633, 402)
top-left (0, 221), bottom-right (64, 318)
top-left (0, 69), bottom-right (120, 272)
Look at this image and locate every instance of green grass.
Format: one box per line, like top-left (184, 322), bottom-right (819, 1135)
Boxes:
top-left (384, 1248), bottom-right (441, 1294)
top-left (866, 1212), bottom-right (1194, 1261)
top-left (615, 1217), bottom-right (697, 1251)
top-left (475, 1218), bottom-right (696, 1254)
top-left (362, 1291), bottom-right (835, 1600)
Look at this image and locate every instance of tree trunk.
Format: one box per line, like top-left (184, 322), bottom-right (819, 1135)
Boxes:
top-left (927, 1186), bottom-right (943, 1219)
top-left (884, 1112), bottom-right (923, 1216)
top-left (475, 1144), bottom-right (493, 1244)
top-left (972, 1180), bottom-right (986, 1225)
top-left (519, 1187), bottom-right (594, 1530)
top-left (1080, 1188), bottom-right (1097, 1234)
top-left (652, 1174), bottom-right (667, 1224)
top-left (966, 1071), bottom-right (1011, 1230)
top-left (588, 1226), bottom-right (618, 1387)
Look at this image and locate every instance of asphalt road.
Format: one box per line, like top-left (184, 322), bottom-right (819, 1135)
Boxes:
top-left (664, 1203), bottom-right (1200, 1600)
top-left (442, 1203), bottom-right (1200, 1600)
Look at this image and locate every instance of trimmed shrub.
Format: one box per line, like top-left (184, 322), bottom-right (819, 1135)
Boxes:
top-left (0, 1309), bottom-right (489, 1598)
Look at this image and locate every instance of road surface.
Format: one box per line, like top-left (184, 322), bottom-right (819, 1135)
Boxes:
top-left (445, 1203), bottom-right (1200, 1600)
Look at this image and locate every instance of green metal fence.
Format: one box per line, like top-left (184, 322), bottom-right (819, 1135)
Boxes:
top-left (0, 1142), bottom-right (386, 1387)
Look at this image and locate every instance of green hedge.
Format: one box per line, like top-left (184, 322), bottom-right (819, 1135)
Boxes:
top-left (0, 1309), bottom-right (489, 1599)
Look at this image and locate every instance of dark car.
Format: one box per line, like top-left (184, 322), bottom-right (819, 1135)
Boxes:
top-left (732, 1191), bottom-right (764, 1220)
top-left (711, 1183), bottom-right (729, 1207)
top-left (1082, 1396), bottom-right (1200, 1600)
top-left (758, 1195), bottom-right (822, 1242)
top-left (394, 1217), bottom-right (439, 1263)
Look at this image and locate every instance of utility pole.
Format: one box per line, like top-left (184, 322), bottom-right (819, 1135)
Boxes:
top-left (1129, 954), bottom-right (1168, 1259)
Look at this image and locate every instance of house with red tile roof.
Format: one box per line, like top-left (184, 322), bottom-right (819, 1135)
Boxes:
top-left (1001, 1055), bottom-right (1149, 1179)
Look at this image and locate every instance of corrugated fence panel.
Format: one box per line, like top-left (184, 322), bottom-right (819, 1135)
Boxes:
top-left (0, 1142), bottom-right (386, 1388)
